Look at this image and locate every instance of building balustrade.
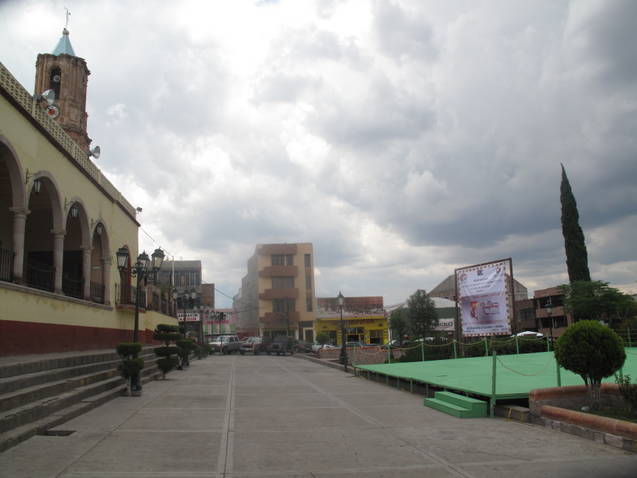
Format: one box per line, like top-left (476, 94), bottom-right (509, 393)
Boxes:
top-left (90, 281), bottom-right (105, 304)
top-left (259, 288), bottom-right (299, 300)
top-left (258, 244), bottom-right (298, 256)
top-left (0, 248), bottom-right (13, 282)
top-left (62, 274), bottom-right (83, 299)
top-left (26, 260), bottom-right (54, 292)
top-left (260, 311), bottom-right (300, 323)
top-left (259, 265), bottom-right (298, 278)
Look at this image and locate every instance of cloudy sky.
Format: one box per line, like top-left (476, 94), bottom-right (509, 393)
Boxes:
top-left (1, 0), bottom-right (636, 307)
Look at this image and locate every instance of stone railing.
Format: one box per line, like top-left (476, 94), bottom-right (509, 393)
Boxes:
top-left (0, 62), bottom-right (136, 219)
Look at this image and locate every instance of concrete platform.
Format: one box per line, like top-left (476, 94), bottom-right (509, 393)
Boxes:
top-left (0, 354), bottom-right (636, 477)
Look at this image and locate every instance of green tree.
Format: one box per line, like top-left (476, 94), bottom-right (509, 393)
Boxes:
top-left (554, 320), bottom-right (625, 409)
top-left (316, 332), bottom-right (330, 346)
top-left (389, 307), bottom-right (409, 346)
top-left (560, 164), bottom-right (591, 283)
top-left (560, 281), bottom-right (636, 327)
top-left (406, 290), bottom-right (439, 339)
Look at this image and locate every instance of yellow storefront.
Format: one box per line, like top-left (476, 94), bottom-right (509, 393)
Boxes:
top-left (314, 316), bottom-right (388, 346)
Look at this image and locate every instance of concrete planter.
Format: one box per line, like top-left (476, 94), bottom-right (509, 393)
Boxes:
top-left (529, 384), bottom-right (637, 451)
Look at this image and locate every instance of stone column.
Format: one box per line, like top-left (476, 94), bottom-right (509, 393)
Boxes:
top-left (9, 207), bottom-right (28, 284)
top-left (82, 246), bottom-right (92, 300)
top-left (52, 230), bottom-right (65, 294)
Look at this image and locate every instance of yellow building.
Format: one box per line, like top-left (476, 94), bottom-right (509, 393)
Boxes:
top-left (235, 243), bottom-right (317, 340)
top-left (315, 296), bottom-right (388, 345)
top-left (0, 29), bottom-right (176, 356)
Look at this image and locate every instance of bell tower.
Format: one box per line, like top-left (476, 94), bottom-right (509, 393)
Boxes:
top-left (34, 27), bottom-right (91, 151)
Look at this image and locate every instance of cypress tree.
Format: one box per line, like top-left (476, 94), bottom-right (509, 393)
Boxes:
top-left (560, 164), bottom-right (591, 282)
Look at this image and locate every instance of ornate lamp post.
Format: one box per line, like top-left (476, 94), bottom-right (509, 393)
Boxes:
top-left (338, 291), bottom-right (348, 373)
top-left (173, 288), bottom-right (201, 341)
top-left (116, 247), bottom-right (165, 343)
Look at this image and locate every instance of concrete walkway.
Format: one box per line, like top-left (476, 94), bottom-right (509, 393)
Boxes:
top-left (1, 355), bottom-right (636, 477)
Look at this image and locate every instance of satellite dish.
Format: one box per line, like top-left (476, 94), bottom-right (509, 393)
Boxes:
top-left (89, 145), bottom-right (101, 159)
top-left (46, 104), bottom-right (60, 118)
top-left (36, 89), bottom-right (56, 105)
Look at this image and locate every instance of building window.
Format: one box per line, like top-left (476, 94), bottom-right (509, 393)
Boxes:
top-left (305, 275), bottom-right (311, 289)
top-left (306, 296), bottom-right (313, 312)
top-left (272, 277), bottom-right (294, 289)
top-left (304, 254), bottom-right (311, 267)
top-left (273, 298), bottom-right (295, 313)
top-left (369, 329), bottom-right (383, 344)
top-left (272, 254), bottom-right (293, 266)
top-left (554, 317), bottom-right (567, 328)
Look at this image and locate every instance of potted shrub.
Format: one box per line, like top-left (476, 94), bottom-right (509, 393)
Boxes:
top-left (116, 342), bottom-right (144, 396)
top-left (555, 320), bottom-right (626, 409)
top-left (153, 324), bottom-right (181, 379)
top-left (176, 338), bottom-right (197, 369)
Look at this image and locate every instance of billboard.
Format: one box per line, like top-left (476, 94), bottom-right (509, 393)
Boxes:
top-left (455, 259), bottom-right (513, 337)
top-left (177, 312), bottom-right (200, 322)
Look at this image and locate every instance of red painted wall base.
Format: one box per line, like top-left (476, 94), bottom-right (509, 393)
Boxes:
top-left (0, 320), bottom-right (158, 356)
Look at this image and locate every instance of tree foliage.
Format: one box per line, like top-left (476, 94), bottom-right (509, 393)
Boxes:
top-left (555, 320), bottom-right (625, 408)
top-left (316, 332), bottom-right (330, 345)
top-left (560, 281), bottom-right (636, 326)
top-left (389, 307), bottom-right (409, 346)
top-left (560, 164), bottom-right (591, 283)
top-left (406, 290), bottom-right (439, 339)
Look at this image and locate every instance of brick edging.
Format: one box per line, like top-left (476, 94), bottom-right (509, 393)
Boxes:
top-left (541, 405), bottom-right (637, 440)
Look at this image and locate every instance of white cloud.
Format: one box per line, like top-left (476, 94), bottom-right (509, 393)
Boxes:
top-left (1, 0), bottom-right (635, 307)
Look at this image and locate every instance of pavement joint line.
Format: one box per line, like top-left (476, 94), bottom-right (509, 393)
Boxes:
top-left (275, 358), bottom-right (476, 478)
top-left (51, 372), bottom-right (179, 478)
top-left (217, 356), bottom-right (236, 477)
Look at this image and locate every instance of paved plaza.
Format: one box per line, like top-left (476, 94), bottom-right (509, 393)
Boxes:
top-left (1, 355), bottom-right (636, 477)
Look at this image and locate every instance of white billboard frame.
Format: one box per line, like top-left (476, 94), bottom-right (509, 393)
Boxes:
top-left (454, 258), bottom-right (515, 338)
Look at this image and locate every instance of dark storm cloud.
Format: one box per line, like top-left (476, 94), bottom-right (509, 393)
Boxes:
top-left (2, 0), bottom-right (635, 302)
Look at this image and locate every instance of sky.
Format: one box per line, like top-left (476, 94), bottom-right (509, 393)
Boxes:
top-left (1, 0), bottom-right (636, 307)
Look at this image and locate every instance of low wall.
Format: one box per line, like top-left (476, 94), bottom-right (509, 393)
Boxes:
top-left (529, 384), bottom-right (637, 451)
top-left (529, 384), bottom-right (625, 416)
top-left (317, 346), bottom-right (403, 364)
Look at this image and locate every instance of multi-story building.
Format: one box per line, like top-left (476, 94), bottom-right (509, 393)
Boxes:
top-left (157, 260), bottom-right (215, 340)
top-left (315, 296), bottom-right (387, 345)
top-left (235, 243), bottom-right (316, 339)
top-left (534, 286), bottom-right (571, 338)
top-left (0, 28), bottom-right (176, 355)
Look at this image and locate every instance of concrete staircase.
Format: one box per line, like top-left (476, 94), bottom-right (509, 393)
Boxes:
top-left (0, 348), bottom-right (161, 452)
top-left (424, 391), bottom-right (487, 418)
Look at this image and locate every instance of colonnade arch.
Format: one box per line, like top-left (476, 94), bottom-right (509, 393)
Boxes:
top-left (0, 136), bottom-right (115, 305)
top-left (0, 137), bottom-right (26, 283)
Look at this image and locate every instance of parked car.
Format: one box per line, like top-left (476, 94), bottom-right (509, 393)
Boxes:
top-left (240, 336), bottom-right (266, 355)
top-left (267, 336), bottom-right (295, 356)
top-left (209, 334), bottom-right (241, 354)
top-left (514, 331), bottom-right (544, 338)
top-left (311, 343), bottom-right (338, 353)
top-left (295, 340), bottom-right (313, 353)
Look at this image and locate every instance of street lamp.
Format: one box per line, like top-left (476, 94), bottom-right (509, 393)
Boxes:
top-left (173, 288), bottom-right (201, 342)
top-left (338, 291), bottom-right (348, 373)
top-left (116, 247), bottom-right (165, 343)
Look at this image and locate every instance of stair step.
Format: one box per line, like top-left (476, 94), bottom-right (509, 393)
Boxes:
top-left (0, 361), bottom-right (161, 433)
top-left (434, 391), bottom-right (487, 416)
top-left (424, 398), bottom-right (473, 418)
